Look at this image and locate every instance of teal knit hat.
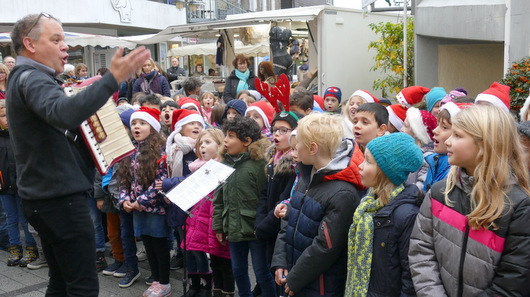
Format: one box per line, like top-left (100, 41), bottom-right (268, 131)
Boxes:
top-left (426, 87), bottom-right (447, 113)
top-left (366, 133), bottom-right (424, 186)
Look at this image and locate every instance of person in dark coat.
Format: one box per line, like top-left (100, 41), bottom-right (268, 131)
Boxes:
top-left (133, 57), bottom-right (171, 97)
top-left (222, 54), bottom-right (256, 103)
top-left (166, 56), bottom-right (186, 83)
top-left (344, 133), bottom-right (424, 297)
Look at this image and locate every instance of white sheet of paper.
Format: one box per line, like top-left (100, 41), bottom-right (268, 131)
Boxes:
top-left (165, 159), bottom-right (235, 212)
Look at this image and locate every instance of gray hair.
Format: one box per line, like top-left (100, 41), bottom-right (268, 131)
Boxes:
top-left (183, 77), bottom-right (202, 94)
top-left (11, 13), bottom-right (61, 55)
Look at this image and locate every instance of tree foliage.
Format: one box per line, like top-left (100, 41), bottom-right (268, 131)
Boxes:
top-left (368, 18), bottom-right (414, 97)
top-left (500, 57), bottom-right (530, 116)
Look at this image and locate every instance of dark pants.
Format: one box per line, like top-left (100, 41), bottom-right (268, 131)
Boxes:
top-left (22, 193), bottom-right (98, 297)
top-left (143, 235), bottom-right (170, 284)
top-left (210, 255), bottom-right (235, 293)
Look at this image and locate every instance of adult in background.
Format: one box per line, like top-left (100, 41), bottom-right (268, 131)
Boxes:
top-left (133, 57), bottom-right (171, 97)
top-left (166, 56), bottom-right (186, 83)
top-left (174, 76), bottom-right (202, 97)
top-left (223, 54), bottom-right (256, 103)
top-left (3, 56), bottom-right (16, 71)
top-left (6, 13), bottom-right (150, 296)
top-left (191, 64), bottom-right (206, 77)
top-left (0, 64), bottom-right (8, 100)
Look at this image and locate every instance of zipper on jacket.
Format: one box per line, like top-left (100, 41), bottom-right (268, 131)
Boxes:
top-left (457, 224), bottom-right (470, 297)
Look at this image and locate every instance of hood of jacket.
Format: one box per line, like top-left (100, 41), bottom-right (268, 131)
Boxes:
top-left (220, 136), bottom-right (270, 162)
top-left (299, 139), bottom-right (365, 190)
top-left (323, 139), bottom-right (365, 190)
top-left (265, 144), bottom-right (295, 175)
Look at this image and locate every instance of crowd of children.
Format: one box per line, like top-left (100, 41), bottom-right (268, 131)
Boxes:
top-left (2, 64), bottom-right (530, 297)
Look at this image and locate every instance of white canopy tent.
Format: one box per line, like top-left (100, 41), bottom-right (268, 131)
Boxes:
top-left (167, 40), bottom-right (269, 57)
top-left (0, 31), bottom-right (137, 49)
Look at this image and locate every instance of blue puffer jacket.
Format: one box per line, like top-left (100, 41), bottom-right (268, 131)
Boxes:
top-left (367, 183), bottom-right (420, 297)
top-left (423, 153), bottom-right (450, 192)
top-left (271, 139), bottom-right (364, 297)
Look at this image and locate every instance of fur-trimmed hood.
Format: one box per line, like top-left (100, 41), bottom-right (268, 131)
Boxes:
top-left (219, 135), bottom-right (271, 161)
top-left (265, 144), bottom-right (296, 175)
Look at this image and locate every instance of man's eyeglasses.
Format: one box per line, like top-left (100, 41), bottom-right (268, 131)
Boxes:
top-left (271, 127), bottom-right (293, 135)
top-left (25, 12), bottom-right (54, 38)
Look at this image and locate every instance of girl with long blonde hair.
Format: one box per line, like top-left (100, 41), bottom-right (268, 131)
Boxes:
top-left (409, 104), bottom-right (530, 297)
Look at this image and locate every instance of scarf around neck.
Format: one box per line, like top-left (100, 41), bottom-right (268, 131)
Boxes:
top-left (140, 70), bottom-right (161, 95)
top-left (344, 184), bottom-right (405, 297)
top-left (235, 69), bottom-right (250, 94)
top-left (165, 132), bottom-right (196, 178)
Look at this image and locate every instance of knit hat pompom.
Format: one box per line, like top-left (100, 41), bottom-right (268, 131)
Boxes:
top-left (474, 82), bottom-right (511, 111)
top-left (171, 109), bottom-right (205, 133)
top-left (324, 86), bottom-right (342, 103)
top-left (245, 100), bottom-right (275, 129)
top-left (395, 86), bottom-right (431, 107)
top-left (130, 106), bottom-right (161, 132)
top-left (366, 133), bottom-right (424, 186)
top-left (405, 107), bottom-right (437, 145)
top-left (425, 87), bottom-right (446, 113)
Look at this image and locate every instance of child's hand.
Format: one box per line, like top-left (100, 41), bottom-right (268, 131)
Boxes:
top-left (216, 232), bottom-right (227, 246)
top-left (123, 201), bottom-right (134, 213)
top-left (274, 203), bottom-right (288, 219)
top-left (155, 179), bottom-right (163, 190)
top-left (132, 201), bottom-right (142, 212)
top-left (96, 200), bottom-right (104, 210)
top-left (275, 268), bottom-right (288, 286)
top-left (163, 196), bottom-right (171, 205)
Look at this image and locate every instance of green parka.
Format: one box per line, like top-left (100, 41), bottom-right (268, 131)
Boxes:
top-left (212, 136), bottom-right (270, 242)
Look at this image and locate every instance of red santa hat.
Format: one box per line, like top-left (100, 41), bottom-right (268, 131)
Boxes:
top-left (170, 109), bottom-right (205, 133)
top-left (387, 104), bottom-right (408, 131)
top-left (313, 95), bottom-right (325, 111)
top-left (406, 107), bottom-right (437, 145)
top-left (245, 101), bottom-right (275, 129)
top-left (474, 82), bottom-right (511, 111)
top-left (440, 102), bottom-right (474, 119)
top-left (351, 89), bottom-right (380, 103)
top-left (130, 106), bottom-right (161, 132)
top-left (396, 86), bottom-right (431, 107)
top-left (179, 97), bottom-right (201, 111)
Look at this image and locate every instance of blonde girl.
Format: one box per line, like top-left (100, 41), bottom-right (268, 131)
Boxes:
top-left (0, 64), bottom-right (9, 100)
top-left (345, 132), bottom-right (423, 297)
top-left (199, 92), bottom-right (218, 124)
top-left (409, 104), bottom-right (530, 296)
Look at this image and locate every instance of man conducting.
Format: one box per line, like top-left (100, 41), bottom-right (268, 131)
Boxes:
top-left (6, 13), bottom-right (150, 296)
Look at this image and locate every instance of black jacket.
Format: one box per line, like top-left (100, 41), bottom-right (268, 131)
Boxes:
top-left (222, 70), bottom-right (256, 103)
top-left (0, 129), bottom-right (17, 195)
top-left (367, 183), bottom-right (419, 297)
top-left (272, 139), bottom-right (363, 297)
top-left (255, 146), bottom-right (296, 263)
top-left (166, 66), bottom-right (186, 83)
top-left (6, 57), bottom-right (118, 200)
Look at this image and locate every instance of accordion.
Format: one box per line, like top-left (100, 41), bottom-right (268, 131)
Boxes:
top-left (64, 76), bottom-right (134, 175)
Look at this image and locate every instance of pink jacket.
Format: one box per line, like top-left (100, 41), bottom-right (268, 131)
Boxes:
top-left (182, 159), bottom-right (231, 259)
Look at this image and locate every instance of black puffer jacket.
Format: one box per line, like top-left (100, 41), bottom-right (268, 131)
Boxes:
top-left (271, 139), bottom-right (363, 297)
top-left (409, 169), bottom-right (530, 297)
top-left (222, 70), bottom-right (256, 103)
top-left (0, 129), bottom-right (17, 195)
top-left (255, 145), bottom-right (296, 263)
